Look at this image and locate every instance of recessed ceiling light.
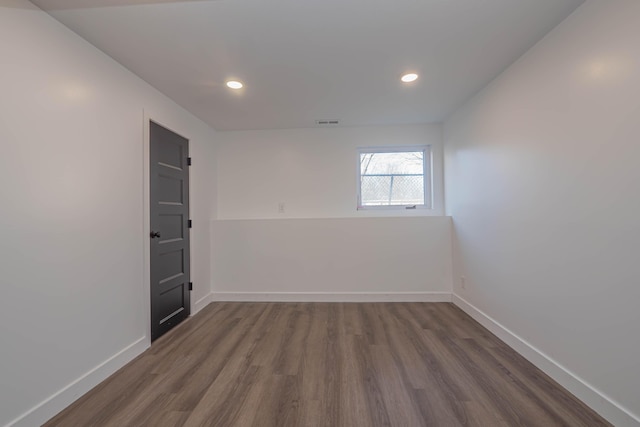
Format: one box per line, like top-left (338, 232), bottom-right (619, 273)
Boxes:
top-left (401, 73), bottom-right (419, 83)
top-left (226, 80), bottom-right (243, 89)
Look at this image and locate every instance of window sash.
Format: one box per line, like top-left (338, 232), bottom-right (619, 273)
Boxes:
top-left (357, 146), bottom-right (431, 210)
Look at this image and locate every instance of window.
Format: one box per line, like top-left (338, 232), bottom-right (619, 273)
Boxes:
top-left (358, 146), bottom-right (431, 209)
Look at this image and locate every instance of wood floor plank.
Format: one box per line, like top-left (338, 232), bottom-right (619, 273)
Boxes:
top-left (250, 373), bottom-right (298, 427)
top-left (223, 369), bottom-right (267, 427)
top-left (321, 303), bottom-right (341, 427)
top-left (338, 334), bottom-right (374, 427)
top-left (443, 335), bottom-right (563, 426)
top-left (370, 343), bottom-right (426, 426)
top-left (352, 334), bottom-right (393, 426)
top-left (298, 303), bottom-right (328, 403)
top-left (342, 302), bottom-right (364, 336)
top-left (273, 305), bottom-right (310, 376)
top-left (390, 304), bottom-right (473, 424)
top-left (44, 302), bottom-right (612, 427)
top-left (167, 306), bottom-right (264, 412)
top-left (382, 304), bottom-right (465, 425)
top-left (420, 329), bottom-right (526, 426)
top-left (482, 338), bottom-right (611, 427)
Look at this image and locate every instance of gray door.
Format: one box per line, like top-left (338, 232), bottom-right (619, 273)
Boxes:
top-left (149, 121), bottom-right (190, 341)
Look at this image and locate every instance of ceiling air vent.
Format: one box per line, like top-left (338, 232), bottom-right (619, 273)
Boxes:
top-left (315, 119), bottom-right (340, 126)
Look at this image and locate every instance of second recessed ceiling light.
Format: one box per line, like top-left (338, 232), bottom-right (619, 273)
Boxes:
top-left (226, 80), bottom-right (243, 89)
top-left (401, 73), bottom-right (419, 83)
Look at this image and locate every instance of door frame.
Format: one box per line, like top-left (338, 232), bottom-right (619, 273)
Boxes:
top-left (142, 109), bottom-right (193, 346)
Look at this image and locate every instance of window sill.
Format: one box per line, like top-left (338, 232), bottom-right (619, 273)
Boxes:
top-left (357, 205), bottom-right (431, 211)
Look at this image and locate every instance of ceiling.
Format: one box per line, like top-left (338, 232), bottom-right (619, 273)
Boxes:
top-left (32, 0), bottom-right (584, 131)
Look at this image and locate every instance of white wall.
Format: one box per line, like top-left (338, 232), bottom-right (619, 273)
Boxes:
top-left (214, 124), bottom-right (450, 300)
top-left (444, 1), bottom-right (640, 425)
top-left (216, 124), bottom-right (444, 219)
top-left (0, 2), bottom-right (217, 426)
top-left (212, 217), bottom-right (452, 299)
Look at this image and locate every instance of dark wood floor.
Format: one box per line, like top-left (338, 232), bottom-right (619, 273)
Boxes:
top-left (45, 302), bottom-right (610, 427)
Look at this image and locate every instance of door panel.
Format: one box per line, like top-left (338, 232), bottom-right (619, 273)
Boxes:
top-left (158, 214), bottom-right (184, 241)
top-left (150, 121), bottom-right (190, 341)
top-left (157, 175), bottom-right (184, 204)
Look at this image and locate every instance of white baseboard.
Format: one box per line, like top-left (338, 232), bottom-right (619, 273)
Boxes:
top-left (452, 294), bottom-right (640, 427)
top-left (193, 292), bottom-right (213, 313)
top-left (7, 337), bottom-right (149, 427)
top-left (211, 291), bottom-right (452, 303)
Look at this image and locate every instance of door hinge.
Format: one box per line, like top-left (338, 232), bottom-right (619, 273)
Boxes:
top-left (187, 157), bottom-right (192, 166)
top-left (189, 282), bottom-right (193, 291)
top-left (188, 219), bottom-right (192, 228)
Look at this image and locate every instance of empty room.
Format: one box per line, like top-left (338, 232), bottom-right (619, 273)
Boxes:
top-left (1, 0), bottom-right (638, 426)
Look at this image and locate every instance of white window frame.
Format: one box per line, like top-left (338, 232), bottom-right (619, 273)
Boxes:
top-left (357, 145), bottom-right (432, 210)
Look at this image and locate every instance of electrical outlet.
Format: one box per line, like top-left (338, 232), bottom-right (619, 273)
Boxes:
top-left (460, 276), bottom-right (466, 290)
top-left (278, 202), bottom-right (285, 214)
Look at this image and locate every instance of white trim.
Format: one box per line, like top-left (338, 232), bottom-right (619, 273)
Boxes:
top-left (358, 145), bottom-right (431, 154)
top-left (452, 294), bottom-right (640, 427)
top-left (6, 337), bottom-right (148, 427)
top-left (142, 110), bottom-right (152, 346)
top-left (194, 292), bottom-right (214, 313)
top-left (211, 291), bottom-right (452, 303)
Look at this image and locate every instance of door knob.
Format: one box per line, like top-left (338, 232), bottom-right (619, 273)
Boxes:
top-left (150, 231), bottom-right (161, 238)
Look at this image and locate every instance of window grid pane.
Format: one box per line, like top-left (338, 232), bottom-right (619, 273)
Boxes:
top-left (359, 150), bottom-right (426, 207)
